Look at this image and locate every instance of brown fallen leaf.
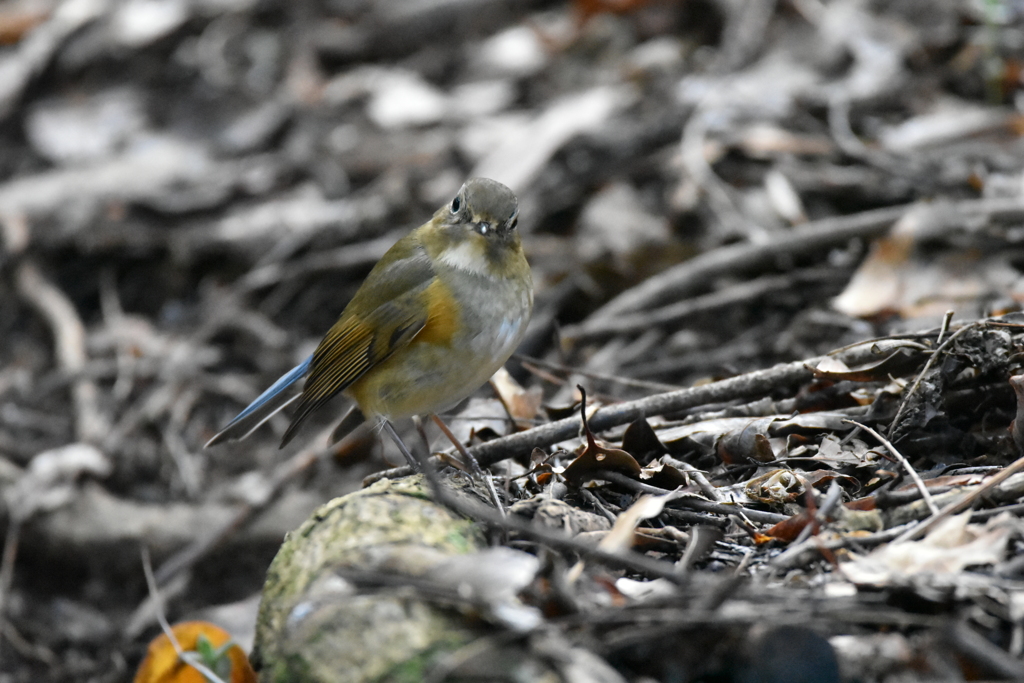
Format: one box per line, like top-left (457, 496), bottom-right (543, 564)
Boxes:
top-left (490, 366), bottom-right (544, 427)
top-left (562, 387), bottom-right (642, 486)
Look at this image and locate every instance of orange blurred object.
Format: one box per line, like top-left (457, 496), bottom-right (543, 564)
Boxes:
top-left (134, 621), bottom-right (256, 683)
top-left (574, 0), bottom-right (651, 24)
top-left (0, 10), bottom-right (48, 44)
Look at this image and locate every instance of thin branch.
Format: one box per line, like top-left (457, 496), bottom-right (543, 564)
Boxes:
top-left (467, 339), bottom-right (920, 469)
top-left (887, 321), bottom-right (981, 439)
top-left (514, 354), bottom-right (683, 392)
top-left (410, 445), bottom-right (692, 583)
top-left (584, 197), bottom-right (1024, 327)
top-left (844, 419), bottom-right (939, 515)
top-left (15, 260), bottom-right (108, 443)
top-left (892, 453), bottom-right (1024, 544)
top-left (594, 470), bottom-right (787, 525)
top-left (0, 519), bottom-right (20, 663)
top-left (154, 426), bottom-right (337, 585)
top-left (141, 548), bottom-right (228, 683)
top-left (431, 414), bottom-right (506, 519)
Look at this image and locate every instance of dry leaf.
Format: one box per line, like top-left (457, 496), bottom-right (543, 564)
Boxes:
top-left (490, 366), bottom-right (543, 424)
top-left (840, 513), bottom-right (1018, 586)
top-left (562, 389), bottom-right (642, 486)
top-left (598, 490), bottom-right (684, 554)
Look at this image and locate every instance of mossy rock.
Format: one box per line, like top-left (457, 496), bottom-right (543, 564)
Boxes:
top-left (252, 474), bottom-right (486, 683)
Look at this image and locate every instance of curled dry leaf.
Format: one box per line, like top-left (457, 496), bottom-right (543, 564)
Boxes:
top-left (562, 389), bottom-right (642, 486)
top-left (614, 417), bottom-right (671, 464)
top-left (813, 434), bottom-right (875, 469)
top-left (809, 347), bottom-right (922, 382)
top-left (735, 468), bottom-right (858, 507)
top-left (743, 468), bottom-right (805, 506)
top-left (620, 417), bottom-right (668, 464)
top-left (561, 434), bottom-right (642, 486)
top-left (490, 366), bottom-right (543, 426)
top-left (717, 417), bottom-right (777, 464)
top-left (638, 460), bottom-right (689, 490)
top-left (598, 490), bottom-right (685, 554)
top-left (763, 508), bottom-right (816, 543)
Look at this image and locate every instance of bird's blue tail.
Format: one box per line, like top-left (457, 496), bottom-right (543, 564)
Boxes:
top-left (205, 355), bottom-right (312, 447)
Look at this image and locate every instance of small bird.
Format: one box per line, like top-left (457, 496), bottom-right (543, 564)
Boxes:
top-left (206, 178), bottom-right (533, 459)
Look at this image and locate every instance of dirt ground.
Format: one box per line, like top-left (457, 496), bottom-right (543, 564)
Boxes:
top-left (1, 0), bottom-right (1024, 681)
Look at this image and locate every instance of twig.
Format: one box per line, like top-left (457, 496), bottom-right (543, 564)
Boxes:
top-left (891, 453), bottom-right (1024, 544)
top-left (0, 144), bottom-right (271, 222)
top-left (887, 321), bottom-right (981, 439)
top-left (711, 0), bottom-right (777, 73)
top-left (422, 632), bottom-right (522, 683)
top-left (0, 519), bottom-right (20, 662)
top-left (15, 260), bottom-right (108, 443)
top-left (141, 548), bottom-right (228, 683)
top-left (594, 470), bottom-right (787, 525)
top-left (944, 620), bottom-right (1024, 680)
top-left (661, 456), bottom-right (722, 502)
top-left (467, 339), bottom-right (915, 469)
top-left (769, 524), bottom-right (911, 571)
top-left (564, 268), bottom-right (845, 342)
top-left (468, 359), bottom-right (811, 467)
top-left (792, 480), bottom-right (843, 546)
top-left (681, 105), bottom-right (765, 241)
top-left (0, 618), bottom-right (55, 666)
top-left (238, 232), bottom-right (398, 291)
top-left (843, 420), bottom-right (939, 515)
top-left (154, 426), bottom-right (336, 585)
top-left (828, 95), bottom-right (911, 177)
top-left (411, 446), bottom-right (692, 583)
top-left (141, 548), bottom-right (177, 650)
top-left (514, 354), bottom-right (683, 392)
top-left (0, 0), bottom-right (108, 120)
top-left (431, 414), bottom-right (506, 519)
top-left (936, 310), bottom-right (954, 345)
top-left (584, 204), bottom-right (910, 326)
top-left (584, 197), bottom-right (1024, 327)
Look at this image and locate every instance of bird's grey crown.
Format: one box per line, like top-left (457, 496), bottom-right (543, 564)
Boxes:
top-left (462, 177), bottom-right (517, 223)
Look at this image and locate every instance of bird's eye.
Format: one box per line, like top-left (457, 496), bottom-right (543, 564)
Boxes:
top-left (509, 216), bottom-right (518, 230)
top-left (450, 196), bottom-right (461, 213)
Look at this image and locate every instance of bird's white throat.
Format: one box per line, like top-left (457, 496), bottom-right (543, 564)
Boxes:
top-left (437, 240), bottom-right (490, 275)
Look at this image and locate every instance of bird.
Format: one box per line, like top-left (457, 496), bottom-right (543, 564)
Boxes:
top-left (206, 178), bottom-right (533, 464)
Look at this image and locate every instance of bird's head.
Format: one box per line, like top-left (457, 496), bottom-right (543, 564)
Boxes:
top-left (422, 178), bottom-right (525, 279)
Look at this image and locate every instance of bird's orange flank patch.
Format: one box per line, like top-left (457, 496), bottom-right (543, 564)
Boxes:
top-left (415, 279), bottom-right (461, 346)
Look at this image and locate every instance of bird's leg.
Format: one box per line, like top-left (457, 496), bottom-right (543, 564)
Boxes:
top-left (411, 415), bottom-right (432, 455)
top-left (381, 419), bottom-right (421, 470)
top-left (430, 414), bottom-right (505, 518)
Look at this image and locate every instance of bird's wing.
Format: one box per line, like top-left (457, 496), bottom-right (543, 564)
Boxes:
top-left (279, 249), bottom-right (436, 446)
